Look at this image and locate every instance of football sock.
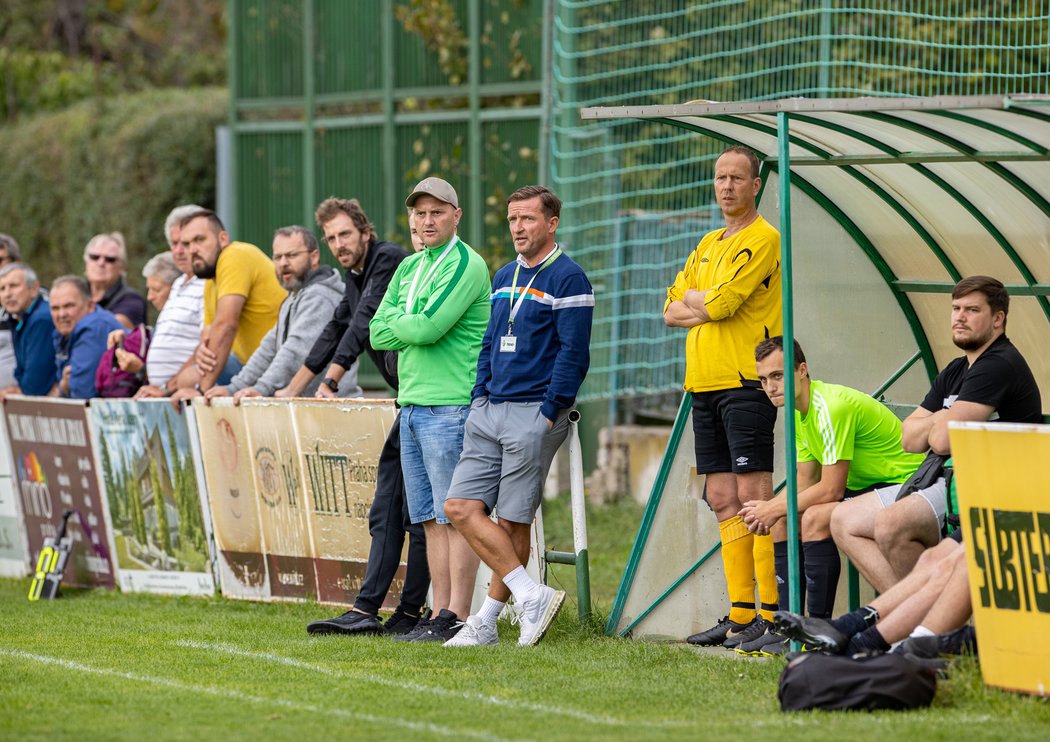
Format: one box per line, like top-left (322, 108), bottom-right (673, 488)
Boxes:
top-left (773, 540), bottom-right (806, 611)
top-left (753, 533), bottom-right (777, 621)
top-left (502, 565), bottom-right (540, 605)
top-left (831, 605), bottom-right (880, 638)
top-left (477, 597), bottom-right (505, 627)
top-left (802, 538), bottom-right (841, 619)
top-left (720, 515), bottom-right (757, 624)
top-left (846, 625), bottom-right (891, 654)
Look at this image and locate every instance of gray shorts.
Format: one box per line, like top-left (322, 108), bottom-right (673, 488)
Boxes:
top-left (874, 477), bottom-right (948, 527)
top-left (448, 398), bottom-right (570, 524)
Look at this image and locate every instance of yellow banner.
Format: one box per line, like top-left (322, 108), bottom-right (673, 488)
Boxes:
top-left (950, 421), bottom-right (1050, 697)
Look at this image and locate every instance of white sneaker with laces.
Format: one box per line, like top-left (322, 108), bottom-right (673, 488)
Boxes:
top-left (517, 585), bottom-right (565, 646)
top-left (443, 615), bottom-right (498, 647)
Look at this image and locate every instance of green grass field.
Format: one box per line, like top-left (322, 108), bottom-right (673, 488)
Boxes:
top-left (2, 496), bottom-right (1048, 740)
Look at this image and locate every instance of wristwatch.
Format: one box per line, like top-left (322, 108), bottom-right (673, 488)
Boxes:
top-left (322, 377), bottom-right (339, 392)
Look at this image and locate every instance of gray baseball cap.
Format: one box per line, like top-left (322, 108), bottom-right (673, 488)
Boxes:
top-left (405, 177), bottom-right (459, 208)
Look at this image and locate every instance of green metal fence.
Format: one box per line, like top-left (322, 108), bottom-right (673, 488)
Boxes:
top-left (228, 0), bottom-right (544, 267)
top-left (552, 0), bottom-right (1050, 416)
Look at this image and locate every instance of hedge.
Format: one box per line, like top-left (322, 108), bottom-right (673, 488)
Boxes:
top-left (0, 87), bottom-right (227, 289)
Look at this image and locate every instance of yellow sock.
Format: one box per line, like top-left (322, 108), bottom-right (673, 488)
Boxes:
top-left (719, 515), bottom-right (756, 624)
top-left (753, 533), bottom-right (777, 622)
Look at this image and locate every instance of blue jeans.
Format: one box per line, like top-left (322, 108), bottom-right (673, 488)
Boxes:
top-left (217, 354), bottom-right (244, 386)
top-left (400, 404), bottom-right (468, 525)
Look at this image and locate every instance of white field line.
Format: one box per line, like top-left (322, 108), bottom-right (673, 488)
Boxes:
top-left (0, 648), bottom-right (515, 742)
top-left (176, 639), bottom-right (684, 728)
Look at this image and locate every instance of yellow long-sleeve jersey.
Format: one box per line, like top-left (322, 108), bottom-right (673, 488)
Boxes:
top-left (665, 215), bottom-right (782, 393)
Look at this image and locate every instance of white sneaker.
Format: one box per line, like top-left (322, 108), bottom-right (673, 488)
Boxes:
top-left (443, 615), bottom-right (499, 647)
top-left (517, 585), bottom-right (565, 646)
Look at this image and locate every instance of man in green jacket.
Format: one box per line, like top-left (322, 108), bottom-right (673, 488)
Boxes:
top-left (370, 177), bottom-right (491, 643)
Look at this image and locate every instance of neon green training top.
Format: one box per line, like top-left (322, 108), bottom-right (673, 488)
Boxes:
top-left (797, 379), bottom-right (925, 491)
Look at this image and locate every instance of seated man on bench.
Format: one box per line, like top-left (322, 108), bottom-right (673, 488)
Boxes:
top-left (737, 336), bottom-right (924, 655)
top-left (830, 276), bottom-right (1041, 591)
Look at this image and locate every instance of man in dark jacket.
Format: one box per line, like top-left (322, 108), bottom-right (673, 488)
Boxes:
top-left (300, 197), bottom-right (430, 637)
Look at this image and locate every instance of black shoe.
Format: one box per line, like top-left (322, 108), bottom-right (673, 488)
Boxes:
top-left (383, 608), bottom-right (423, 636)
top-left (895, 625), bottom-right (977, 659)
top-left (405, 609), bottom-right (463, 643)
top-left (735, 628), bottom-right (784, 655)
top-left (687, 616), bottom-right (750, 646)
top-left (390, 611), bottom-right (438, 643)
top-left (724, 618), bottom-right (772, 649)
top-left (939, 625), bottom-right (977, 656)
top-left (306, 609), bottom-right (383, 636)
top-left (773, 610), bottom-right (848, 654)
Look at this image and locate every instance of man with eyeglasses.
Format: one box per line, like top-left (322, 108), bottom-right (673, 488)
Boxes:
top-left (203, 225), bottom-right (349, 401)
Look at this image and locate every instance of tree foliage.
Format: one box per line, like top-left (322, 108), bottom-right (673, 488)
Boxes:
top-left (0, 0), bottom-right (226, 121)
top-left (0, 87), bottom-right (227, 288)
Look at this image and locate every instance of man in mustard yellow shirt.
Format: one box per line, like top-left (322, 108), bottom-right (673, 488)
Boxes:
top-left (168, 209), bottom-right (285, 406)
top-left (664, 146), bottom-right (782, 648)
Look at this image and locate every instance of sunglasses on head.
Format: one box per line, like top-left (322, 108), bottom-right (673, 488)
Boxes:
top-left (88, 253), bottom-right (120, 264)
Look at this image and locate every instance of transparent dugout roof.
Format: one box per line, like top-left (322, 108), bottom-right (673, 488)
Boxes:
top-left (581, 95), bottom-right (1050, 412)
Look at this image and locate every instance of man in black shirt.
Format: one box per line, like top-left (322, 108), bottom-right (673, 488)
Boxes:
top-left (292, 198), bottom-right (430, 637)
top-left (831, 276), bottom-right (1041, 590)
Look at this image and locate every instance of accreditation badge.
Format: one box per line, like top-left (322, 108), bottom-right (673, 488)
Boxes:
top-left (500, 335), bottom-right (517, 353)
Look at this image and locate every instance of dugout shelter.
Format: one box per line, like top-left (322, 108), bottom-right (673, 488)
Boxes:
top-left (579, 94), bottom-right (1050, 639)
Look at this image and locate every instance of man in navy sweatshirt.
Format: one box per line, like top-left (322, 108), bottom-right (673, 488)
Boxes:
top-left (444, 185), bottom-right (594, 647)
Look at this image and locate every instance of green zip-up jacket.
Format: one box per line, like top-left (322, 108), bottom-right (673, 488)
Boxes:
top-left (369, 236), bottom-right (490, 406)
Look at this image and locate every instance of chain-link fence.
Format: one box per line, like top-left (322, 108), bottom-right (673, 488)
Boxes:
top-left (552, 0), bottom-right (1050, 417)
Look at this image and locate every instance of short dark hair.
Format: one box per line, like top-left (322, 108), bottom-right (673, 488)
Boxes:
top-left (952, 275), bottom-right (1009, 324)
top-left (718, 146), bottom-right (761, 179)
top-left (314, 197), bottom-right (374, 236)
top-left (507, 185), bottom-right (561, 219)
top-left (273, 225), bottom-right (319, 253)
top-left (755, 335), bottom-right (806, 368)
top-left (179, 209), bottom-right (226, 234)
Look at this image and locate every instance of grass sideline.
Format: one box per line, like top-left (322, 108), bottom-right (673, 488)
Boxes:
top-left (2, 495), bottom-right (1048, 740)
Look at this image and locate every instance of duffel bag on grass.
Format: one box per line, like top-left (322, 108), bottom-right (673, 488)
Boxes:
top-left (778, 651), bottom-right (937, 712)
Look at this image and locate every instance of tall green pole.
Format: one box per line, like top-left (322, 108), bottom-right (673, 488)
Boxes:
top-left (777, 112), bottom-right (801, 615)
top-left (227, 0), bottom-right (239, 236)
top-left (302, 0), bottom-right (316, 230)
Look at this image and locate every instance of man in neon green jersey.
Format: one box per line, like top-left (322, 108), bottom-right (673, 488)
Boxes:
top-left (738, 336), bottom-right (924, 655)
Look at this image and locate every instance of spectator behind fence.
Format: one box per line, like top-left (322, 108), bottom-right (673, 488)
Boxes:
top-left (0, 234), bottom-right (21, 389)
top-left (370, 177), bottom-right (491, 643)
top-left (101, 251), bottom-right (183, 396)
top-left (204, 226), bottom-right (351, 402)
top-left (305, 202), bottom-right (429, 639)
top-left (444, 185), bottom-right (594, 648)
top-left (49, 275), bottom-right (123, 399)
top-left (133, 204), bottom-right (207, 397)
top-left (0, 262), bottom-right (55, 397)
top-left (733, 336), bottom-right (925, 657)
top-left (83, 232), bottom-right (147, 328)
top-left (664, 146), bottom-right (782, 649)
top-left (166, 210), bottom-right (285, 405)
top-left (831, 276), bottom-right (1041, 591)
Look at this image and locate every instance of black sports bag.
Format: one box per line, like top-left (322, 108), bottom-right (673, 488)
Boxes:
top-left (778, 652), bottom-right (938, 712)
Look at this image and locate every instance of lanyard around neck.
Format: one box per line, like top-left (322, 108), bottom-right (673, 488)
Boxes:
top-left (406, 235), bottom-right (459, 314)
top-left (507, 246), bottom-right (561, 333)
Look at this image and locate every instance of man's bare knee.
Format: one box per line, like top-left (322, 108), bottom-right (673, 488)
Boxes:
top-left (801, 503), bottom-right (836, 541)
top-left (444, 497), bottom-right (483, 528)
